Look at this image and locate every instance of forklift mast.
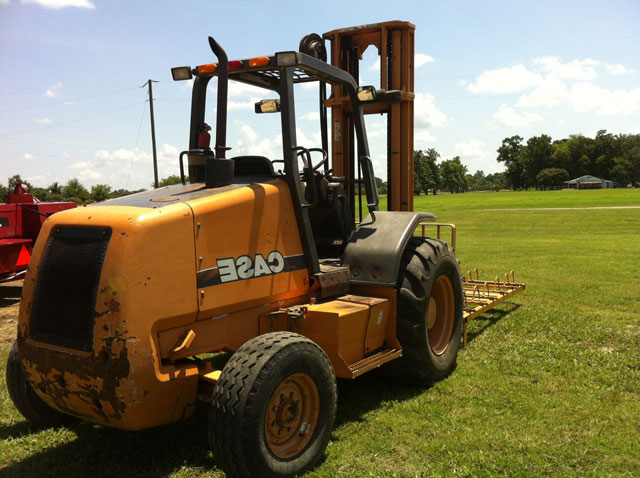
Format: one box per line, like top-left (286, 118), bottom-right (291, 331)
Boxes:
top-left (324, 21), bottom-right (415, 212)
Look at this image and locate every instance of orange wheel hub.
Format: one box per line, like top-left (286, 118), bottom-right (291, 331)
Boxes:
top-left (427, 275), bottom-right (455, 355)
top-left (265, 373), bottom-right (319, 459)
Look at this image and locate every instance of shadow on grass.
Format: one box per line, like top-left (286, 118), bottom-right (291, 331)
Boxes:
top-left (464, 303), bottom-right (521, 346)
top-left (0, 284), bottom-right (22, 308)
top-left (1, 405), bottom-right (219, 478)
top-left (334, 371), bottom-right (436, 429)
top-left (0, 420), bottom-right (38, 440)
top-left (2, 310), bottom-right (507, 476)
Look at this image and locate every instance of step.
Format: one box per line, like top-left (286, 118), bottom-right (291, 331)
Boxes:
top-left (347, 348), bottom-right (402, 378)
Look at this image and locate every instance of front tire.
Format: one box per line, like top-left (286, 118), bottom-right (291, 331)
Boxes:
top-left (6, 342), bottom-right (76, 427)
top-left (209, 332), bottom-right (337, 478)
top-left (387, 237), bottom-right (464, 385)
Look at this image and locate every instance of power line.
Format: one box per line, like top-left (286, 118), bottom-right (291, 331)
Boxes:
top-left (0, 86), bottom-right (142, 113)
top-left (125, 100), bottom-right (148, 190)
top-left (0, 101), bottom-right (147, 137)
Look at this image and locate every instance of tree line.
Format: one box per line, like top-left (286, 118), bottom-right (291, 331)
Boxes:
top-left (0, 174), bottom-right (186, 205)
top-left (410, 130), bottom-right (640, 194)
top-left (4, 130), bottom-right (638, 203)
top-left (497, 130), bottom-right (639, 190)
top-left (410, 148), bottom-right (507, 194)
top-left (0, 175), bottom-right (142, 204)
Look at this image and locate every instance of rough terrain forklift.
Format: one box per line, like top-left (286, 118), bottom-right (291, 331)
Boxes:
top-left (6, 21), bottom-right (523, 477)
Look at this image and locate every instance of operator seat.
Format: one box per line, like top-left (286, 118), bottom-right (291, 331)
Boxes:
top-left (306, 175), bottom-right (354, 259)
top-left (232, 155), bottom-right (275, 176)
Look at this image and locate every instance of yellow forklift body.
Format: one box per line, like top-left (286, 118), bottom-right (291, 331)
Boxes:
top-left (16, 178), bottom-right (310, 430)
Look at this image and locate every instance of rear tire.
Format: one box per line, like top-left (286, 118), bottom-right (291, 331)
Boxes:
top-left (386, 237), bottom-right (463, 385)
top-left (209, 332), bottom-right (337, 478)
top-left (6, 342), bottom-right (76, 427)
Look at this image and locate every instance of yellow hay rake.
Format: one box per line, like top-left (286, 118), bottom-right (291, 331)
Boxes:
top-left (462, 269), bottom-right (525, 346)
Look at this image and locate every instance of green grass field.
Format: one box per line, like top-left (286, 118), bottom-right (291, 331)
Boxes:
top-left (1, 189), bottom-right (639, 477)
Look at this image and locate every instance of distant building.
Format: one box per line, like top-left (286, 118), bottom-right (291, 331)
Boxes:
top-left (563, 175), bottom-right (616, 189)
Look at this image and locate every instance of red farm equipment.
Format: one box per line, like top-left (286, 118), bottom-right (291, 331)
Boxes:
top-left (0, 183), bottom-right (76, 283)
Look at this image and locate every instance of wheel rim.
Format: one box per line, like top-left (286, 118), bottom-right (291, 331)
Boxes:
top-left (427, 275), bottom-right (455, 355)
top-left (265, 373), bottom-right (320, 459)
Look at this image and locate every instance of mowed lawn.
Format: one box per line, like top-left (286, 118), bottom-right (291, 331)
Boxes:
top-left (1, 189), bottom-right (639, 477)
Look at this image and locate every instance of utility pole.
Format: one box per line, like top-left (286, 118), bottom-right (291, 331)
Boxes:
top-left (144, 79), bottom-right (159, 188)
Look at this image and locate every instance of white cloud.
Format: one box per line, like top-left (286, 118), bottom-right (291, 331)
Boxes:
top-left (415, 130), bottom-right (437, 144)
top-left (533, 56), bottom-right (599, 81)
top-left (0, 0), bottom-right (11, 5)
top-left (228, 99), bottom-right (259, 111)
top-left (493, 105), bottom-right (544, 127)
top-left (415, 93), bottom-right (448, 129)
top-left (453, 140), bottom-right (499, 173)
top-left (299, 112), bottom-right (320, 121)
top-left (605, 63), bottom-right (627, 75)
top-left (365, 119), bottom-right (387, 139)
top-left (210, 82), bottom-right (265, 98)
top-left (23, 153), bottom-right (36, 160)
top-left (412, 93), bottom-right (447, 146)
top-left (568, 83), bottom-right (640, 116)
top-left (43, 82), bottom-right (63, 97)
top-left (233, 123), bottom-right (281, 158)
top-left (20, 0), bottom-right (95, 9)
top-left (473, 56), bottom-right (639, 120)
top-left (415, 53), bottom-right (435, 68)
top-left (68, 144), bottom-right (180, 190)
top-left (368, 61), bottom-right (380, 72)
top-left (26, 175), bottom-right (47, 185)
top-left (516, 76), bottom-right (569, 108)
top-left (469, 65), bottom-right (543, 94)
top-left (36, 117), bottom-right (52, 124)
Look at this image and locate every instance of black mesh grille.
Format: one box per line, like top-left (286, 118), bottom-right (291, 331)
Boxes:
top-left (30, 227), bottom-right (111, 351)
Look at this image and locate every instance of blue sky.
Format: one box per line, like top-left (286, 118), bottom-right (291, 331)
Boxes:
top-left (1, 0), bottom-right (639, 190)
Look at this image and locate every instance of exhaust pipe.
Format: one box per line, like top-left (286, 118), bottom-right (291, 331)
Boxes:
top-left (205, 36), bottom-right (233, 188)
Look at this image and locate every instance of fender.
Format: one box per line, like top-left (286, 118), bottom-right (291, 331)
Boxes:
top-left (342, 211), bottom-right (436, 287)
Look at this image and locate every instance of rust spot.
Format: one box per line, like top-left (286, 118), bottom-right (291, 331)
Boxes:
top-left (108, 298), bottom-right (120, 315)
top-left (18, 330), bottom-right (131, 423)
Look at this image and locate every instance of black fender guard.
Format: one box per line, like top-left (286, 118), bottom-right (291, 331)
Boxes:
top-left (342, 211), bottom-right (436, 287)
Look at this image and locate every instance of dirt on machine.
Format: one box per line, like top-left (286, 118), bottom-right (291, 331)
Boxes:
top-left (6, 21), bottom-right (524, 478)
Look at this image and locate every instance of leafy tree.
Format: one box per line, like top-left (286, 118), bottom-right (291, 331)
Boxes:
top-left (521, 134), bottom-right (554, 188)
top-left (156, 175), bottom-right (183, 187)
top-left (497, 136), bottom-right (525, 190)
top-left (375, 176), bottom-right (387, 194)
top-left (414, 148), bottom-right (441, 195)
top-left (620, 135), bottom-right (640, 186)
top-left (62, 178), bottom-right (89, 202)
top-left (610, 159), bottom-right (632, 186)
top-left (468, 170), bottom-right (487, 191)
top-left (31, 187), bottom-right (50, 201)
top-left (7, 175), bottom-right (33, 194)
top-left (486, 172), bottom-right (507, 191)
top-left (112, 188), bottom-right (146, 198)
top-left (439, 156), bottom-right (468, 193)
top-left (48, 181), bottom-right (62, 195)
top-left (91, 184), bottom-right (113, 202)
top-left (536, 168), bottom-right (569, 190)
